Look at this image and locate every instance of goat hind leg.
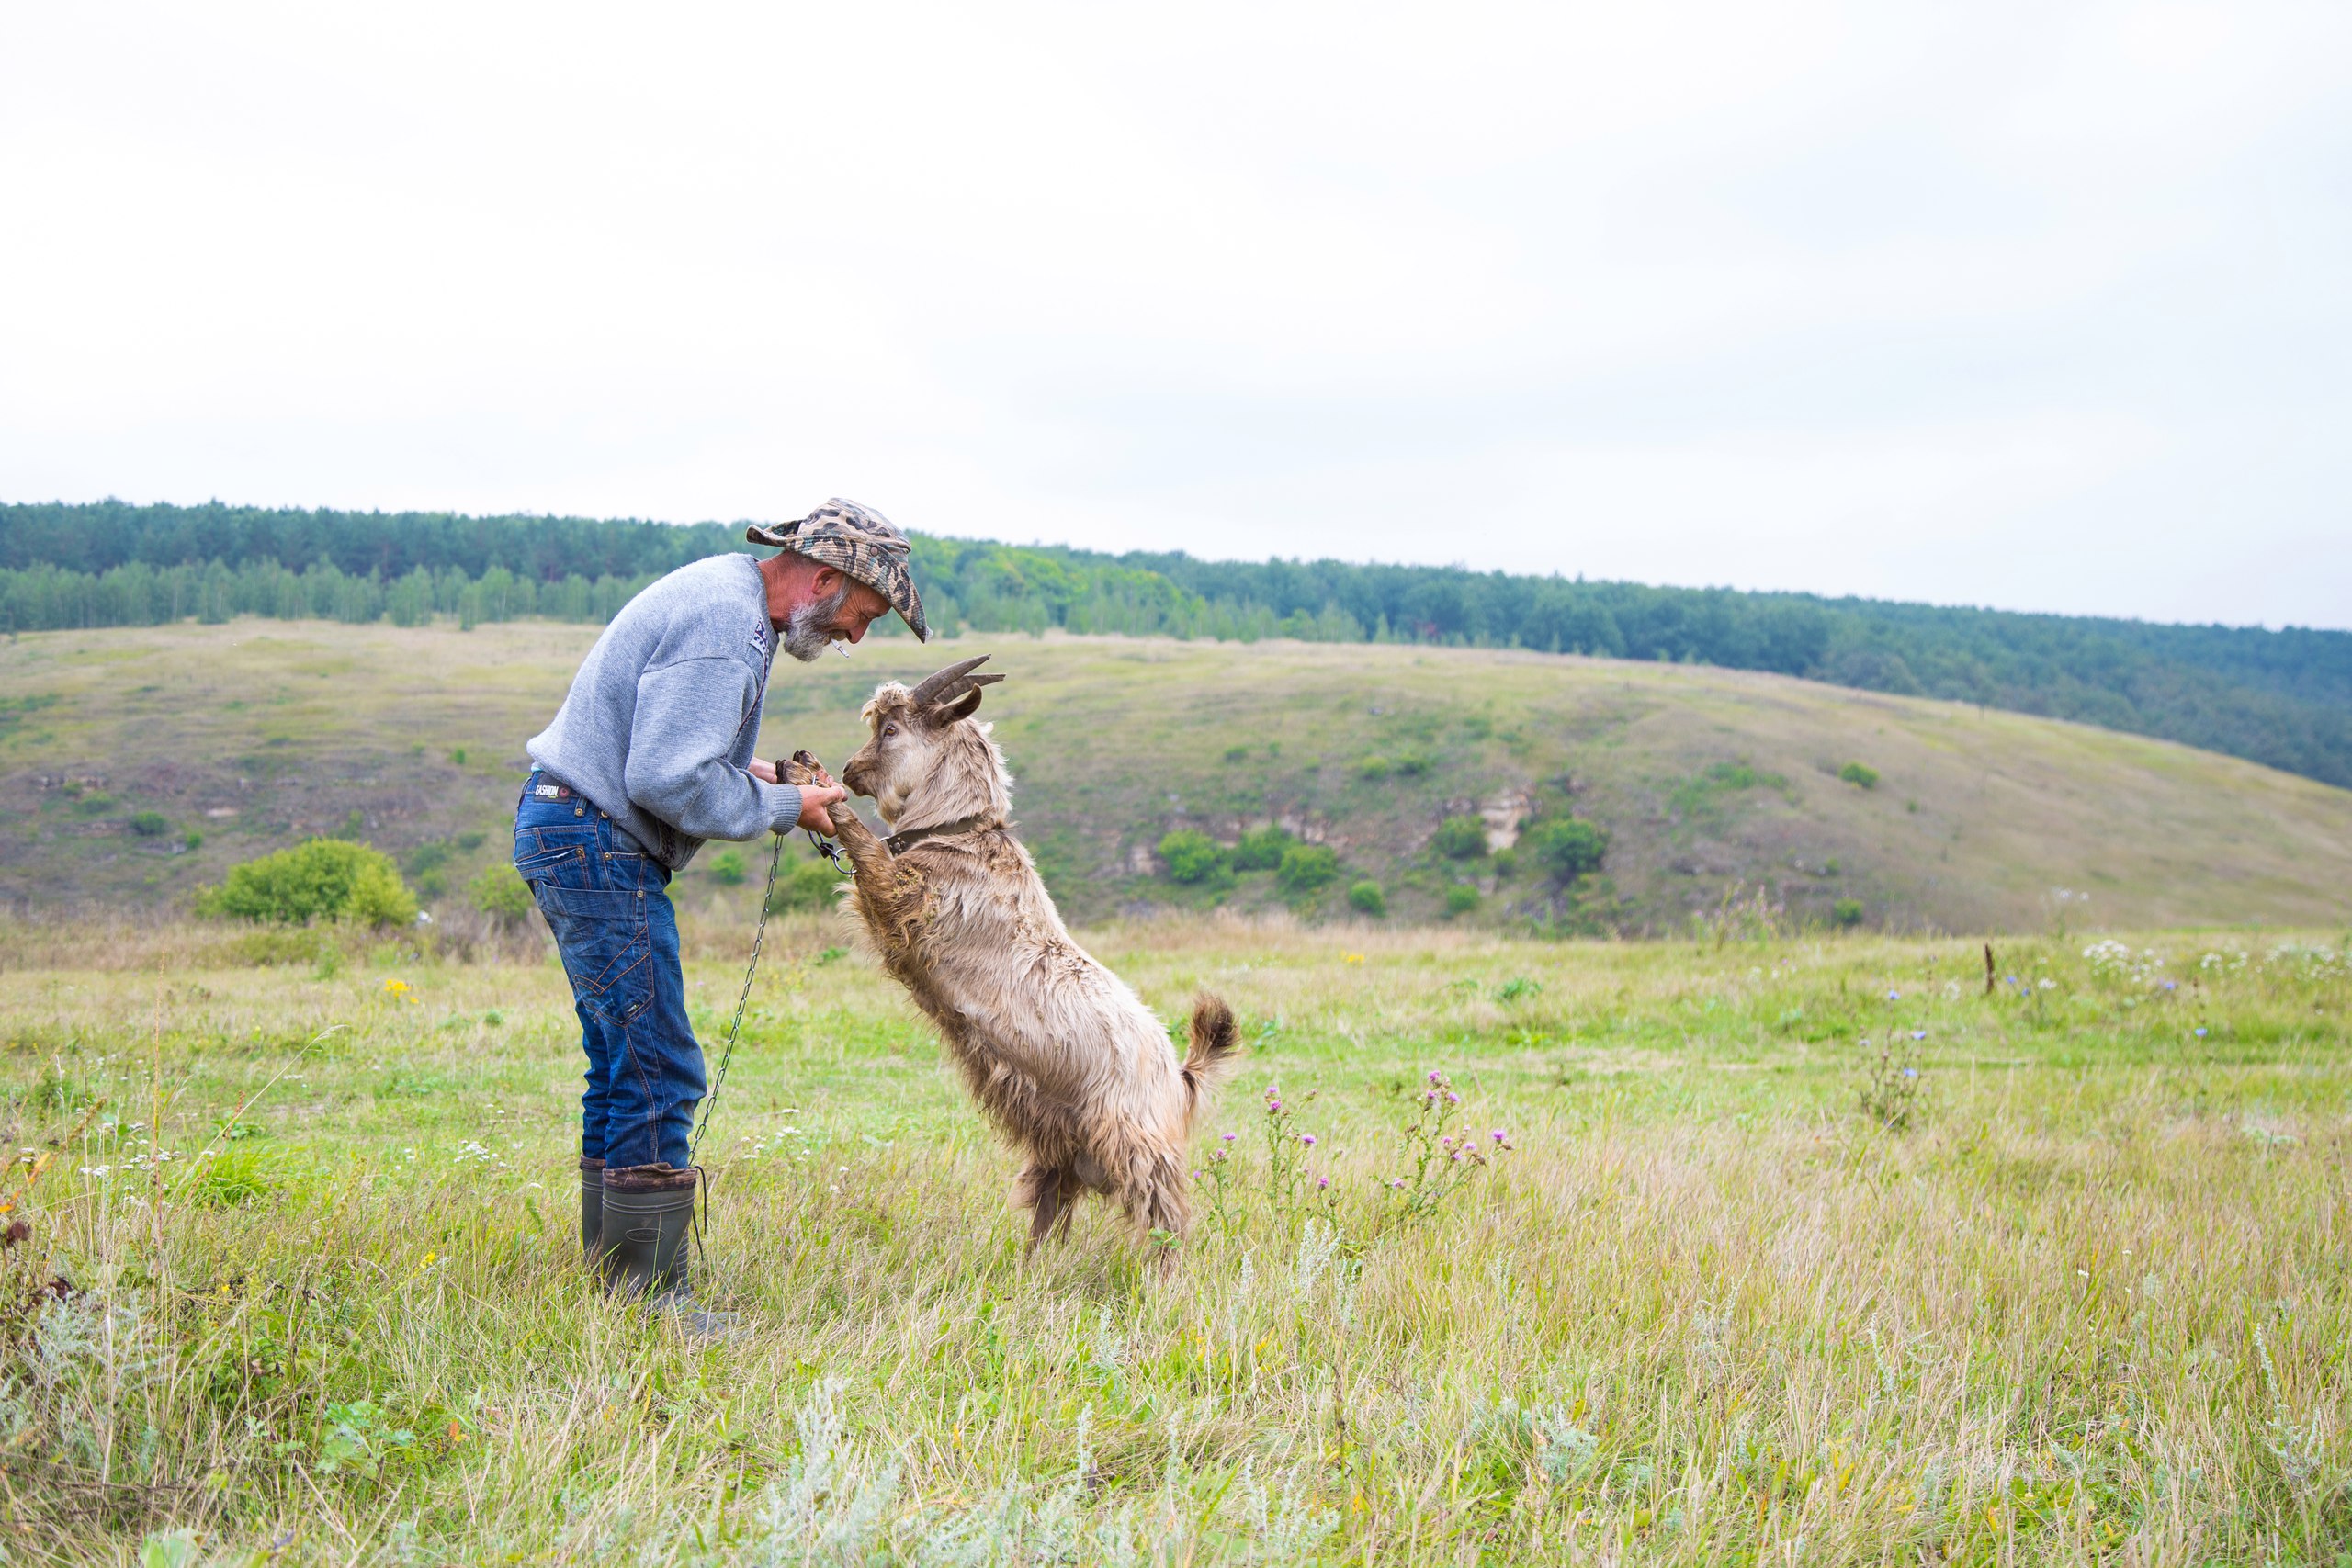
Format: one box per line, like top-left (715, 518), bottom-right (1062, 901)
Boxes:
top-left (1120, 1158), bottom-right (1193, 1277)
top-left (1014, 1162), bottom-right (1081, 1247)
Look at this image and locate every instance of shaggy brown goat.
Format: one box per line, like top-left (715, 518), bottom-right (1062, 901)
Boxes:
top-left (784, 656), bottom-right (1237, 1261)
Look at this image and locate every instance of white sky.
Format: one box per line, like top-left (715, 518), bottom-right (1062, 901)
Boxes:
top-left (3, 3), bottom-right (2347, 628)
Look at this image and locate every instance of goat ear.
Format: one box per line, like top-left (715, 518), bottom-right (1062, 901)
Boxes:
top-left (930, 684), bottom-right (987, 724)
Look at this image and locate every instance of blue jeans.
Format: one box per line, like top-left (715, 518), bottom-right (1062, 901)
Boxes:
top-left (514, 776), bottom-right (702, 1171)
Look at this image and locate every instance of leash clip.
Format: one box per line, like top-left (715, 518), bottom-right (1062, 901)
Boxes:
top-left (806, 829), bottom-right (852, 873)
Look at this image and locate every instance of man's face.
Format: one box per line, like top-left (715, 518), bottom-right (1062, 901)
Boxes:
top-left (781, 569), bottom-right (894, 661)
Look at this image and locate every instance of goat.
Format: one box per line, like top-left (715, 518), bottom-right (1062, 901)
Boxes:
top-left (783, 656), bottom-right (1237, 1263)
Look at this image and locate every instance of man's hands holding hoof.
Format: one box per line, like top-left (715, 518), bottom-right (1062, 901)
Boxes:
top-left (780, 751), bottom-right (884, 855)
top-left (753, 754), bottom-right (847, 835)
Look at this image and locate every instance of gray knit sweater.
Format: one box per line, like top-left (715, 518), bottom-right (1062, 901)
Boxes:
top-left (526, 554), bottom-right (804, 870)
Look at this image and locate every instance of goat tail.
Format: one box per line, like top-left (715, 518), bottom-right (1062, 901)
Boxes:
top-left (1181, 994), bottom-right (1241, 1114)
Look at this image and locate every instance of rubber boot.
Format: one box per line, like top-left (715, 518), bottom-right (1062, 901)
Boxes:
top-left (579, 1156), bottom-right (605, 1263)
top-left (599, 1164), bottom-right (734, 1338)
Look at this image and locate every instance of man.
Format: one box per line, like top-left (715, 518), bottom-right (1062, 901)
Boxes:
top-left (514, 499), bottom-right (927, 1316)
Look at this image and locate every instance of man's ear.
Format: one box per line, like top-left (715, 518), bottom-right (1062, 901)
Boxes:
top-left (808, 565), bottom-right (845, 598)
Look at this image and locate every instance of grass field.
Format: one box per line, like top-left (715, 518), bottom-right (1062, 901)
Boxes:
top-left (4, 915), bottom-right (2347, 1563)
top-left (7, 619), bottom-right (2352, 933)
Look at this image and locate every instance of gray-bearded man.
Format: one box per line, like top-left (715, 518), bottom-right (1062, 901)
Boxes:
top-left (514, 500), bottom-right (927, 1325)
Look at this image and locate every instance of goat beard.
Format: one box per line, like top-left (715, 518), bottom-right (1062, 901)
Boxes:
top-left (781, 582), bottom-right (853, 663)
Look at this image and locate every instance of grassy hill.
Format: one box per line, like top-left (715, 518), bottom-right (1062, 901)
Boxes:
top-left (4, 618), bottom-right (2349, 934)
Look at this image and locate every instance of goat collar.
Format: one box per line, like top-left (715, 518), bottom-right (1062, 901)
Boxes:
top-left (882, 812), bottom-right (1006, 856)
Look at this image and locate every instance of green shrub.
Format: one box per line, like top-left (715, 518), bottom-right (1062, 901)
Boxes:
top-left (197, 840), bottom-right (417, 927)
top-left (1430, 816), bottom-right (1487, 860)
top-left (1521, 818), bottom-right (1610, 884)
top-left (1232, 825), bottom-right (1295, 871)
top-left (1838, 761), bottom-right (1880, 790)
top-left (129, 810), bottom-right (169, 838)
top-left (1276, 844), bottom-right (1340, 896)
top-left (1352, 756), bottom-right (1392, 782)
top-left (1833, 897), bottom-right (1864, 927)
top-left (708, 849), bottom-right (747, 886)
top-left (1347, 880), bottom-right (1386, 916)
top-left (765, 855), bottom-right (848, 915)
top-left (469, 863), bottom-right (536, 925)
top-left (1157, 829), bottom-right (1228, 886)
top-left (1394, 752), bottom-right (1433, 777)
top-left (1491, 848), bottom-right (1519, 880)
top-left (182, 829), bottom-right (203, 851)
top-left (1444, 883), bottom-right (1481, 917)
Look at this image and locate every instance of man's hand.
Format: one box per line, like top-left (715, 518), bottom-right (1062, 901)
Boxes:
top-left (794, 783), bottom-right (848, 837)
top-left (752, 757), bottom-right (847, 834)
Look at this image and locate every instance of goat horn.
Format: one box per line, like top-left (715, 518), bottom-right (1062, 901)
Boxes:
top-left (909, 655), bottom-right (1003, 706)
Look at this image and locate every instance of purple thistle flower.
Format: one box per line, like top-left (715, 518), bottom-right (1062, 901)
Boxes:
top-left (1902, 1067), bottom-right (1918, 1079)
top-left (1492, 1129), bottom-right (1507, 1143)
top-left (1316, 1176), bottom-right (1329, 1190)
top-left (1445, 1090), bottom-right (1461, 1104)
top-left (1450, 1148), bottom-right (1464, 1162)
top-left (1389, 1178), bottom-right (1405, 1190)
top-left (1887, 990), bottom-right (1901, 1001)
top-left (1221, 1133), bottom-right (1236, 1143)
top-left (1428, 1070), bottom-right (1442, 1085)
top-left (1910, 1030), bottom-right (1926, 1042)
top-left (1300, 1134), bottom-right (1317, 1146)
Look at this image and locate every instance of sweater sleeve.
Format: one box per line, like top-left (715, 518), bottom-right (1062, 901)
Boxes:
top-left (622, 656), bottom-right (804, 841)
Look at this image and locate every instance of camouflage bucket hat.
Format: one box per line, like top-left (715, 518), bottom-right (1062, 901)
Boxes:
top-left (746, 498), bottom-right (928, 642)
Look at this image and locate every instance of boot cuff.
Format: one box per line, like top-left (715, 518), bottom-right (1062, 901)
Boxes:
top-left (604, 1163), bottom-right (695, 1194)
top-left (579, 1156), bottom-right (605, 1174)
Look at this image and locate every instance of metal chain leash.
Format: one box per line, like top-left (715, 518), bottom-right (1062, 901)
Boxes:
top-left (689, 830), bottom-right (789, 1167)
top-left (685, 777), bottom-right (856, 1252)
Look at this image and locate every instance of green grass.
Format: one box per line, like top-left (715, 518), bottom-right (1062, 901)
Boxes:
top-left (3, 917), bottom-right (2347, 1562)
top-left (6, 621), bottom-right (2352, 933)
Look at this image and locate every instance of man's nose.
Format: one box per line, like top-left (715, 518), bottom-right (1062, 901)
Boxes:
top-left (842, 620), bottom-right (868, 645)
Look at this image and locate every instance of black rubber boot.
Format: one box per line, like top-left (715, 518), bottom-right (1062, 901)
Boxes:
top-left (599, 1164), bottom-right (734, 1337)
top-left (579, 1156), bottom-right (605, 1262)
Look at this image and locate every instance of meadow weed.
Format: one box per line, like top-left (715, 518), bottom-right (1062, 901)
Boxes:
top-left (0, 915), bottom-right (2346, 1562)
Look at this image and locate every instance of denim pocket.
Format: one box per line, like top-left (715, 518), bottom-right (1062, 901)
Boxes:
top-left (515, 825), bottom-right (597, 881)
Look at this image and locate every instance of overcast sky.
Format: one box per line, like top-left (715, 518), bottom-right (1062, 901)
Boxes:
top-left (4, 3), bottom-right (2346, 628)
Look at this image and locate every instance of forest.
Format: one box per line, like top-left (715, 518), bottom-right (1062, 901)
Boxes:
top-left (5, 498), bottom-right (2348, 788)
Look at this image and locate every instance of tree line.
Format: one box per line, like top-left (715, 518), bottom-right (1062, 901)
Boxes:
top-left (5, 500), bottom-right (2347, 788)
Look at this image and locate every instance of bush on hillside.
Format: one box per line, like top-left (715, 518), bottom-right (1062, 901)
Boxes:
top-left (1347, 879), bottom-right (1386, 916)
top-left (765, 855), bottom-right (848, 915)
top-left (1521, 818), bottom-right (1609, 885)
top-left (129, 810), bottom-right (169, 838)
top-left (1833, 897), bottom-right (1864, 927)
top-left (469, 863), bottom-right (536, 926)
top-left (1430, 815), bottom-right (1487, 860)
top-left (198, 840), bottom-right (417, 927)
top-left (1444, 883), bottom-right (1481, 917)
top-left (1157, 829), bottom-right (1229, 886)
top-left (1276, 844), bottom-right (1340, 896)
top-left (1838, 761), bottom-right (1880, 790)
top-left (1232, 825), bottom-right (1294, 871)
top-left (708, 849), bottom-right (747, 886)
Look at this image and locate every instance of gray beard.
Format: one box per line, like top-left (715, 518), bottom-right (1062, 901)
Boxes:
top-left (782, 583), bottom-right (852, 662)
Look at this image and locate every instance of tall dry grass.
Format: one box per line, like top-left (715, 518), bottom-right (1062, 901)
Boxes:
top-left (1, 919), bottom-right (2346, 1562)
